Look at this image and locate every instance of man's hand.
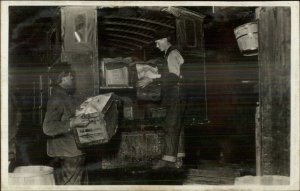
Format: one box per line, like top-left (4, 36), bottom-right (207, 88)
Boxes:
top-left (143, 66), bottom-right (158, 74)
top-left (70, 114), bottom-right (90, 128)
top-left (137, 77), bottom-right (153, 88)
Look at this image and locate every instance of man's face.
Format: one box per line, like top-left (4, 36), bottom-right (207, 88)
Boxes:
top-left (155, 38), bottom-right (168, 52)
top-left (61, 72), bottom-right (74, 89)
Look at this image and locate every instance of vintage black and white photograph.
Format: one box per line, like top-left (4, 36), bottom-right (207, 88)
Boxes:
top-left (1, 1), bottom-right (299, 190)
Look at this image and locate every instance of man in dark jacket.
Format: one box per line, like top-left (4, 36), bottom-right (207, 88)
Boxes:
top-left (137, 30), bottom-right (185, 169)
top-left (43, 62), bottom-right (89, 185)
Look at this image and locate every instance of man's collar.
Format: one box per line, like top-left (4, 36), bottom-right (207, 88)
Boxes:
top-left (164, 44), bottom-right (172, 56)
top-left (53, 85), bottom-right (72, 96)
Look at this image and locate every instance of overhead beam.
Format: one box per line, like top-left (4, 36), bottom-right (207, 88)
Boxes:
top-left (104, 21), bottom-right (156, 32)
top-left (105, 42), bottom-right (135, 51)
top-left (105, 33), bottom-right (152, 44)
top-left (106, 38), bottom-right (143, 49)
top-left (106, 16), bottom-right (175, 29)
top-left (105, 27), bottom-right (153, 39)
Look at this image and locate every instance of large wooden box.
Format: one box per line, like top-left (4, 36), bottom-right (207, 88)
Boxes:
top-left (73, 102), bottom-right (118, 148)
top-left (101, 130), bottom-right (164, 169)
top-left (73, 93), bottom-right (119, 148)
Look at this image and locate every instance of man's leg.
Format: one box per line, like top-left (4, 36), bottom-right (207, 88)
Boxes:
top-left (162, 104), bottom-right (181, 163)
top-left (177, 127), bottom-right (185, 158)
top-left (162, 127), bottom-right (181, 163)
top-left (153, 89), bottom-right (181, 169)
top-left (175, 128), bottom-right (185, 168)
top-left (54, 155), bottom-right (88, 185)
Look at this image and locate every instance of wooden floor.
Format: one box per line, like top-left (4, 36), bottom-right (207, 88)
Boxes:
top-left (183, 160), bottom-right (255, 185)
top-left (87, 160), bottom-right (255, 185)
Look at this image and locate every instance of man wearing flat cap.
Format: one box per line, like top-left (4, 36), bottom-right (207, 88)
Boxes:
top-left (43, 62), bottom-right (89, 184)
top-left (137, 29), bottom-right (185, 169)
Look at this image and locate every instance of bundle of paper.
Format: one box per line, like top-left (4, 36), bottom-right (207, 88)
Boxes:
top-left (73, 93), bottom-right (118, 148)
top-left (135, 62), bottom-right (162, 102)
top-left (76, 93), bottom-right (114, 115)
top-left (105, 66), bottom-right (129, 86)
top-left (136, 64), bottom-right (161, 80)
top-left (101, 57), bottom-right (133, 87)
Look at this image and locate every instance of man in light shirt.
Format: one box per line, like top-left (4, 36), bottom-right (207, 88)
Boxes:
top-left (137, 30), bottom-right (185, 169)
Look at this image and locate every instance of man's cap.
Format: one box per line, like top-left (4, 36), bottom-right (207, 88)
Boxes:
top-left (49, 62), bottom-right (73, 83)
top-left (153, 29), bottom-right (175, 41)
top-left (50, 62), bottom-right (72, 74)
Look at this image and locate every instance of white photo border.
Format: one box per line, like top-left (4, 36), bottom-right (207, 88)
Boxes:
top-left (1, 1), bottom-right (299, 191)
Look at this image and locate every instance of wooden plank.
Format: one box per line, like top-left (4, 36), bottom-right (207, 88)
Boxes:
top-left (106, 38), bottom-right (143, 49)
top-left (105, 42), bottom-right (135, 51)
top-left (258, 7), bottom-right (291, 176)
top-left (104, 21), bottom-right (156, 32)
top-left (187, 169), bottom-right (240, 178)
top-left (105, 27), bottom-right (153, 39)
top-left (255, 103), bottom-right (262, 176)
top-left (183, 176), bottom-right (235, 185)
top-left (106, 16), bottom-right (175, 29)
top-left (105, 33), bottom-right (151, 44)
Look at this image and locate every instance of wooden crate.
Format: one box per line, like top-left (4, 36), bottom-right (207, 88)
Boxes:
top-left (101, 130), bottom-right (164, 169)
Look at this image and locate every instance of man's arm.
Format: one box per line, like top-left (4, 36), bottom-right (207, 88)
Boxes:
top-left (164, 49), bottom-right (184, 87)
top-left (43, 97), bottom-right (71, 136)
top-left (167, 49), bottom-right (184, 77)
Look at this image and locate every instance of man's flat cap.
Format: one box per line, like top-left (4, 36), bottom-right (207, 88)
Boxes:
top-left (153, 29), bottom-right (174, 41)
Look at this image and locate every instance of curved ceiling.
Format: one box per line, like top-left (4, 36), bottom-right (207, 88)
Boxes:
top-left (98, 7), bottom-right (176, 53)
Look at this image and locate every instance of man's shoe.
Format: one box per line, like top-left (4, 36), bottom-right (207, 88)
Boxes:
top-left (152, 160), bottom-right (175, 170)
top-left (175, 157), bottom-right (183, 169)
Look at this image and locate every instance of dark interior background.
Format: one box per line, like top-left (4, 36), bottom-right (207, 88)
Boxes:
top-left (9, 6), bottom-right (258, 168)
